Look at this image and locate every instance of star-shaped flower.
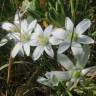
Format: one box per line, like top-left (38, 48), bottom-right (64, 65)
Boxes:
top-left (50, 17), bottom-right (94, 54)
top-left (31, 24), bottom-right (54, 61)
top-left (1, 11), bottom-right (37, 57)
top-left (11, 19), bottom-right (37, 58)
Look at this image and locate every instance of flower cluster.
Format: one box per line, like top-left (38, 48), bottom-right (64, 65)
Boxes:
top-left (1, 10), bottom-right (94, 89)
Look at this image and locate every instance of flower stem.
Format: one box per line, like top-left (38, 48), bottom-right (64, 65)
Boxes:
top-left (70, 0), bottom-right (75, 22)
top-left (70, 0), bottom-right (76, 46)
top-left (7, 51), bottom-right (13, 84)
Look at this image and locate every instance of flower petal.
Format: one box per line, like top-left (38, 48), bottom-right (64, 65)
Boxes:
top-left (45, 71), bottom-right (70, 87)
top-left (45, 71), bottom-right (70, 81)
top-left (11, 33), bottom-right (20, 40)
top-left (0, 38), bottom-right (8, 47)
top-left (21, 19), bottom-right (28, 33)
top-left (78, 35), bottom-right (94, 44)
top-left (29, 40), bottom-right (38, 46)
top-left (32, 46), bottom-right (44, 61)
top-left (14, 11), bottom-right (20, 25)
top-left (11, 42), bottom-right (22, 58)
top-left (44, 25), bottom-right (53, 38)
top-left (52, 28), bottom-right (66, 40)
top-left (34, 24), bottom-right (43, 35)
top-left (6, 33), bottom-right (13, 40)
top-left (31, 33), bottom-right (39, 40)
top-left (81, 66), bottom-right (96, 76)
top-left (79, 45), bottom-right (90, 67)
top-left (2, 22), bottom-right (15, 31)
top-left (72, 43), bottom-right (90, 67)
top-left (44, 45), bottom-right (54, 57)
top-left (6, 33), bottom-right (20, 43)
top-left (37, 77), bottom-right (50, 87)
top-left (49, 37), bottom-right (62, 45)
top-left (58, 41), bottom-right (70, 54)
top-left (71, 42), bottom-right (84, 63)
top-left (76, 19), bottom-right (91, 35)
top-left (65, 17), bottom-right (74, 32)
top-left (27, 19), bottom-right (37, 34)
top-left (19, 48), bottom-right (24, 56)
top-left (23, 43), bottom-right (30, 56)
top-left (57, 54), bottom-right (74, 70)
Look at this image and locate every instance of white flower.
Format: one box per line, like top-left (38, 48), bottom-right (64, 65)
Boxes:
top-left (37, 71), bottom-right (69, 87)
top-left (57, 44), bottom-right (90, 69)
top-left (0, 11), bottom-right (21, 46)
top-left (50, 17), bottom-right (94, 54)
top-left (11, 19), bottom-right (37, 58)
top-left (31, 24), bottom-right (54, 61)
top-left (57, 54), bottom-right (83, 88)
top-left (1, 11), bottom-right (37, 57)
top-left (57, 44), bottom-right (90, 86)
top-left (2, 11), bottom-right (20, 33)
top-left (37, 44), bottom-right (90, 88)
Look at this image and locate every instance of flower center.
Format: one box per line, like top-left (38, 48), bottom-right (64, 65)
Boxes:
top-left (67, 32), bottom-right (78, 41)
top-left (72, 70), bottom-right (81, 78)
top-left (21, 33), bottom-right (30, 43)
top-left (38, 35), bottom-right (48, 46)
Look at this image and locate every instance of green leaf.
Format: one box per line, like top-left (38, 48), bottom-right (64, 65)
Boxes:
top-left (28, 0), bottom-right (40, 11)
top-left (67, 91), bottom-right (73, 96)
top-left (0, 61), bottom-right (30, 71)
top-left (92, 31), bottom-right (96, 36)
